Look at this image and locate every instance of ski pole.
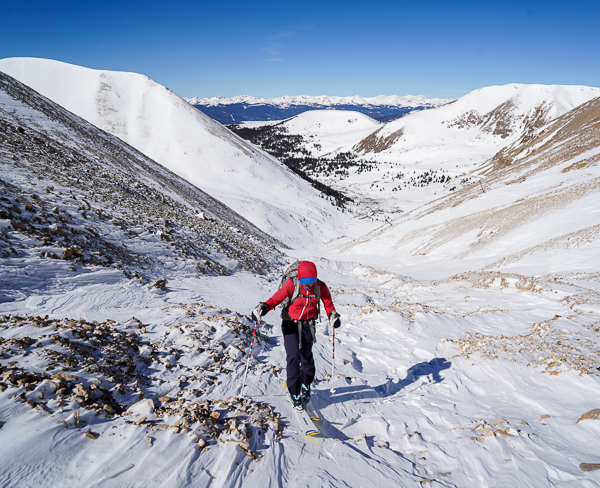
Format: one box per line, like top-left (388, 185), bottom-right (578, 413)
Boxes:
top-left (241, 318), bottom-right (259, 397)
top-left (330, 327), bottom-right (336, 394)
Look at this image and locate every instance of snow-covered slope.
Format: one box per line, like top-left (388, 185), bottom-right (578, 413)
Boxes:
top-left (275, 110), bottom-right (381, 136)
top-left (354, 84), bottom-right (600, 166)
top-left (341, 95), bottom-right (600, 278)
top-left (0, 57), bottom-right (344, 248)
top-left (0, 70), bottom-right (284, 284)
top-left (5, 68), bottom-right (600, 487)
top-left (270, 110), bottom-right (383, 156)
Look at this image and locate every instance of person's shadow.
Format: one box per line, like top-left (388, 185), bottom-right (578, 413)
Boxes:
top-left (313, 358), bottom-right (451, 442)
top-left (317, 357), bottom-right (451, 406)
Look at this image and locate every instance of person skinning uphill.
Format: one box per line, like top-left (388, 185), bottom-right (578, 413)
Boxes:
top-left (251, 261), bottom-right (341, 411)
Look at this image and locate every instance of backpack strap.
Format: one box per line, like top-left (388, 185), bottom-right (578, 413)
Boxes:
top-left (291, 276), bottom-right (301, 304)
top-left (315, 279), bottom-right (321, 320)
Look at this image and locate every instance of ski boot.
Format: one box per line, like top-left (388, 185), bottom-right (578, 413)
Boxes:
top-left (301, 384), bottom-right (311, 403)
top-left (291, 393), bottom-right (304, 411)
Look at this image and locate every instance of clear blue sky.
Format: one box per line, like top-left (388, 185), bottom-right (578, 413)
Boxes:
top-left (1, 0), bottom-right (599, 99)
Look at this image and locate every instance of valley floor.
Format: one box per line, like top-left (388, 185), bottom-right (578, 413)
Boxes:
top-left (3, 250), bottom-right (600, 487)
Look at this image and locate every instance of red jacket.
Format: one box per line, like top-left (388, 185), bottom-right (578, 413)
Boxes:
top-left (266, 279), bottom-right (336, 321)
top-left (266, 261), bottom-right (336, 321)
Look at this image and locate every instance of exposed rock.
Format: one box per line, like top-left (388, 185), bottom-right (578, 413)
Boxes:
top-left (152, 279), bottom-right (168, 291)
top-left (577, 409), bottom-right (600, 423)
top-left (580, 463), bottom-right (600, 472)
top-left (85, 432), bottom-right (99, 440)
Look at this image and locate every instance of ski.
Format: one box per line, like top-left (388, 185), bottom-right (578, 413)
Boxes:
top-left (304, 397), bottom-right (322, 422)
top-left (283, 383), bottom-right (320, 436)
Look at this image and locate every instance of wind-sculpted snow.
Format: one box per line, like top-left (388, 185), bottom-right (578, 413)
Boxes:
top-left (5, 63), bottom-right (600, 487)
top-left (0, 57), bottom-right (345, 248)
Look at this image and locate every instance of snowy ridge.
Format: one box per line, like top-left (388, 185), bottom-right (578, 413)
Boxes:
top-left (186, 94), bottom-right (452, 108)
top-left (4, 59), bottom-right (600, 487)
top-left (273, 109), bottom-right (382, 137)
top-left (252, 83), bottom-right (600, 219)
top-left (353, 83), bottom-right (600, 161)
top-left (0, 57), bottom-right (345, 248)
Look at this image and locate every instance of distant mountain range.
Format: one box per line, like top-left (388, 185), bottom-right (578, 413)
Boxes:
top-left (185, 94), bottom-right (453, 124)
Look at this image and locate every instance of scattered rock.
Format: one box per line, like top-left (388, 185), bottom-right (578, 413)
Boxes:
top-left (577, 409), bottom-right (600, 423)
top-left (62, 248), bottom-right (74, 259)
top-left (11, 221), bottom-right (27, 231)
top-left (152, 279), bottom-right (168, 291)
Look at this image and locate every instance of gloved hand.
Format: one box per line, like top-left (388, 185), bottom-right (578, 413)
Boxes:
top-left (329, 311), bottom-right (341, 329)
top-left (251, 302), bottom-right (269, 322)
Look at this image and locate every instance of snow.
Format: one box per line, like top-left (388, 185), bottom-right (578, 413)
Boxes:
top-left (274, 109), bottom-right (383, 156)
top-left (3, 60), bottom-right (600, 487)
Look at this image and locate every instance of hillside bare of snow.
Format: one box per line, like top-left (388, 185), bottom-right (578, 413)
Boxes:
top-left (0, 57), bottom-right (345, 248)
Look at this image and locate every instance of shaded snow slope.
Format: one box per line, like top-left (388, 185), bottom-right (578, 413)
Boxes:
top-left (340, 96), bottom-right (600, 278)
top-left (0, 57), bottom-right (344, 248)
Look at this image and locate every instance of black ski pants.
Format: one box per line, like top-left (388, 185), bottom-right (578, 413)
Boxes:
top-left (282, 320), bottom-right (315, 397)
